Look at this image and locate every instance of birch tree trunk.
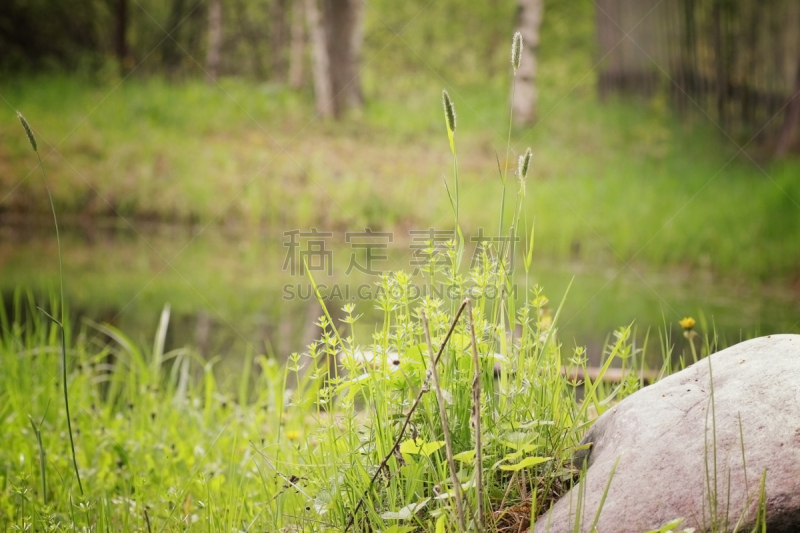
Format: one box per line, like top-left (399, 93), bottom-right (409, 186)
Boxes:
top-left (288, 0), bottom-right (306, 89)
top-left (205, 0), bottom-right (223, 82)
top-left (324, 0), bottom-right (364, 117)
top-left (305, 0), bottom-right (333, 117)
top-left (513, 0), bottom-right (544, 125)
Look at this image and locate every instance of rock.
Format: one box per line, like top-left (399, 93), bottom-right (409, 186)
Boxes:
top-left (533, 334), bottom-right (800, 533)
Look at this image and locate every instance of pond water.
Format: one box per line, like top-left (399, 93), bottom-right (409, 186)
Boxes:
top-left (2, 221), bottom-right (798, 375)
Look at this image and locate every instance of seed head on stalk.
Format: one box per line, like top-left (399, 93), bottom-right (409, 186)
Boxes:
top-left (511, 32), bottom-right (523, 73)
top-left (17, 112), bottom-right (38, 152)
top-left (442, 90), bottom-right (457, 154)
top-left (518, 147), bottom-right (532, 195)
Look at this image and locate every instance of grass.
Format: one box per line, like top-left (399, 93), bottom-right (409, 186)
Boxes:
top-left (0, 280), bottom-right (744, 531)
top-left (0, 280), bottom-right (652, 531)
top-left (0, 297), bottom-right (295, 531)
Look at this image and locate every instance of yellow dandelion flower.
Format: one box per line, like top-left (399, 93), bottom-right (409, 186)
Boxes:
top-left (679, 317), bottom-right (696, 331)
top-left (285, 430), bottom-right (301, 441)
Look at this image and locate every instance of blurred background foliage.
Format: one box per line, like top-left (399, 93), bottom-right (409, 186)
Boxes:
top-left (1, 0), bottom-right (799, 361)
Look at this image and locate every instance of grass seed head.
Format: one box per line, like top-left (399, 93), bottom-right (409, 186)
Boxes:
top-left (518, 148), bottom-right (532, 179)
top-left (17, 111), bottom-right (37, 152)
top-left (442, 90), bottom-right (457, 135)
top-left (512, 32), bottom-right (523, 72)
top-left (518, 148), bottom-right (532, 195)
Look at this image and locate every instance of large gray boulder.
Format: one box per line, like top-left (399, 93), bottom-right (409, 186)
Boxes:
top-left (533, 334), bottom-right (800, 533)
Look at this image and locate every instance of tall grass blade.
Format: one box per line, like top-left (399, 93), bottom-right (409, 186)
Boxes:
top-left (152, 303), bottom-right (171, 376)
top-left (589, 457), bottom-right (619, 532)
top-left (18, 111), bottom-right (83, 495)
top-left (28, 413), bottom-right (48, 504)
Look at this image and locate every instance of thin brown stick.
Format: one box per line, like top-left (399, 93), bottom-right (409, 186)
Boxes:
top-left (422, 310), bottom-right (467, 531)
top-left (467, 299), bottom-right (485, 531)
top-left (344, 300), bottom-right (468, 532)
top-left (143, 508), bottom-right (152, 533)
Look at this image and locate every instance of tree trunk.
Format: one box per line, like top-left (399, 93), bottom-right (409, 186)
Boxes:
top-left (324, 0), bottom-right (364, 117)
top-left (346, 0), bottom-right (365, 108)
top-left (206, 0), bottom-right (223, 82)
top-left (775, 55), bottom-right (800, 158)
top-left (288, 0), bottom-right (306, 89)
top-left (162, 0), bottom-right (187, 73)
top-left (233, 0), bottom-right (265, 79)
top-left (305, 0), bottom-right (333, 117)
top-left (270, 0), bottom-right (290, 80)
top-left (513, 0), bottom-right (544, 125)
top-left (114, 0), bottom-right (129, 75)
top-left (712, 0), bottom-right (727, 128)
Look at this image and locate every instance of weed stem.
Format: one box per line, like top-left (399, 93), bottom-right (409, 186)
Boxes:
top-left (423, 310), bottom-right (468, 531)
top-left (35, 146), bottom-right (83, 496)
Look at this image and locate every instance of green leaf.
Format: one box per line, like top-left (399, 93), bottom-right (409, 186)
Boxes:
top-left (453, 449), bottom-right (476, 464)
top-left (402, 343), bottom-right (428, 364)
top-left (435, 515), bottom-right (446, 533)
top-left (644, 518), bottom-right (688, 533)
top-left (335, 373), bottom-right (371, 393)
top-left (448, 333), bottom-right (469, 351)
top-left (380, 526), bottom-right (415, 533)
top-left (499, 456), bottom-right (551, 471)
top-left (399, 439), bottom-right (445, 457)
top-left (501, 431), bottom-right (535, 450)
top-left (434, 477), bottom-right (476, 500)
top-left (524, 221), bottom-right (535, 272)
top-left (495, 150), bottom-right (505, 186)
top-left (443, 177), bottom-right (456, 214)
top-left (380, 498), bottom-right (430, 520)
top-left (455, 225), bottom-right (465, 269)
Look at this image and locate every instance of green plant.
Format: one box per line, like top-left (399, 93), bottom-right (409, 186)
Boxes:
top-left (280, 32), bottom-right (638, 532)
top-left (17, 111), bottom-right (83, 496)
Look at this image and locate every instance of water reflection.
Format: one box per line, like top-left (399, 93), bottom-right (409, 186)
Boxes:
top-left (2, 222), bottom-right (798, 369)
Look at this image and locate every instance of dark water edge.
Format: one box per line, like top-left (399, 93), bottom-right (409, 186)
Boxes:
top-left (2, 221), bottom-right (799, 375)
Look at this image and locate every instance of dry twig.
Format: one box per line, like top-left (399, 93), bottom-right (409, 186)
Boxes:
top-left (344, 300), bottom-right (469, 532)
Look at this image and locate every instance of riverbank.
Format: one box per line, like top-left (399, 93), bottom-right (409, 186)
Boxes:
top-left (3, 76), bottom-right (800, 283)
